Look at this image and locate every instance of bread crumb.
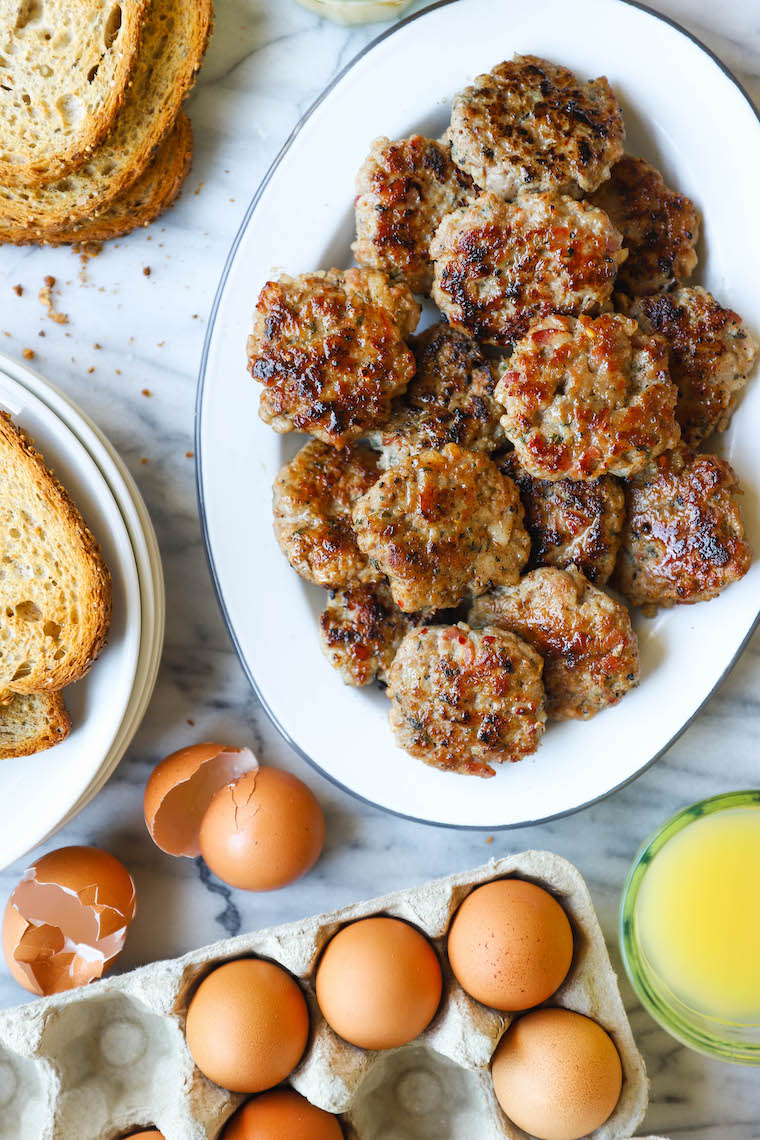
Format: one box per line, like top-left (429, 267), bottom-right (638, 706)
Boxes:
top-left (22, 348), bottom-right (35, 361)
top-left (12, 284), bottom-right (22, 297)
top-left (141, 388), bottom-right (152, 397)
top-left (38, 330), bottom-right (45, 338)
top-left (88, 366), bottom-right (95, 374)
top-left (185, 450), bottom-right (194, 459)
top-left (194, 182), bottom-right (204, 196)
top-left (143, 266), bottom-right (151, 277)
top-left (38, 276), bottom-right (69, 325)
top-left (140, 457), bottom-right (148, 465)
top-left (187, 718), bottom-right (196, 726)
top-left (94, 343), bottom-right (102, 350)
top-left (485, 836), bottom-right (494, 845)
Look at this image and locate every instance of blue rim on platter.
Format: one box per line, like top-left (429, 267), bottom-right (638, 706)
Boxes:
top-left (196, 0), bottom-right (760, 830)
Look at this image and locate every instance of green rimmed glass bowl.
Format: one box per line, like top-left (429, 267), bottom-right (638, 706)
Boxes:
top-left (294, 0), bottom-right (415, 25)
top-left (620, 790), bottom-right (760, 1066)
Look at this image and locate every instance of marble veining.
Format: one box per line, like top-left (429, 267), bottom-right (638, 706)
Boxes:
top-left (0, 1), bottom-right (758, 1136)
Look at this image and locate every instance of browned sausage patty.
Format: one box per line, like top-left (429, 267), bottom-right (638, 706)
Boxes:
top-left (273, 439), bottom-right (381, 588)
top-left (352, 443), bottom-right (530, 612)
top-left (498, 452), bottom-right (625, 585)
top-left (370, 322), bottom-right (503, 465)
top-left (353, 136), bottom-right (473, 294)
top-left (319, 581), bottom-right (415, 687)
top-left (470, 567), bottom-right (639, 720)
top-left (495, 313), bottom-right (679, 480)
top-left (248, 268), bottom-right (420, 447)
top-left (626, 287), bottom-right (758, 448)
top-left (589, 155), bottom-right (699, 296)
top-left (447, 55), bottom-right (624, 200)
top-left (386, 622), bottom-right (546, 777)
top-left (614, 444), bottom-right (752, 607)
top-left (431, 191), bottom-right (626, 346)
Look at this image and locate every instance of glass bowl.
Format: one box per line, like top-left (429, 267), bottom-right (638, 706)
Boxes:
top-left (294, 0), bottom-right (415, 25)
top-left (620, 789), bottom-right (760, 1065)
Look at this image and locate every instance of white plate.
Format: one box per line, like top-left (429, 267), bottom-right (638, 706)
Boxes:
top-left (8, 362), bottom-right (165, 838)
top-left (0, 357), bottom-right (164, 867)
top-left (197, 0), bottom-right (760, 828)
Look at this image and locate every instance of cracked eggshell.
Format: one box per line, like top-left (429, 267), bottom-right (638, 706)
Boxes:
top-left (198, 767), bottom-right (326, 891)
top-left (144, 743), bottom-right (259, 857)
top-left (2, 846), bottom-right (136, 997)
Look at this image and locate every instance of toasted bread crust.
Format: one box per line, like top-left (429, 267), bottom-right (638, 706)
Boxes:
top-left (0, 0), bottom-right (149, 188)
top-left (0, 413), bottom-right (112, 701)
top-left (0, 0), bottom-right (212, 230)
top-left (0, 691), bottom-right (71, 759)
top-left (0, 112), bottom-right (194, 246)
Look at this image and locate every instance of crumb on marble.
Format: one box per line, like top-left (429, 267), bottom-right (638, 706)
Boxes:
top-left (185, 450), bottom-right (194, 459)
top-left (22, 348), bottom-right (34, 360)
top-left (39, 276), bottom-right (69, 325)
top-left (12, 284), bottom-right (22, 297)
top-left (142, 388), bottom-right (152, 397)
top-left (143, 266), bottom-right (151, 277)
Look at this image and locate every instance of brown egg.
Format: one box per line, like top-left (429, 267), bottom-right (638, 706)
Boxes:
top-left (447, 879), bottom-right (573, 1010)
top-left (2, 846), bottom-right (136, 996)
top-left (223, 1089), bottom-right (343, 1139)
top-left (198, 767), bottom-right (325, 891)
top-left (127, 1133), bottom-right (164, 1139)
top-left (491, 1008), bottom-right (623, 1140)
top-left (186, 959), bottom-right (309, 1093)
top-left (144, 741), bottom-right (258, 856)
top-left (315, 917), bottom-right (442, 1050)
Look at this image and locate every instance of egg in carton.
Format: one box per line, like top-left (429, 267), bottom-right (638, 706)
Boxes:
top-left (0, 852), bottom-right (653, 1140)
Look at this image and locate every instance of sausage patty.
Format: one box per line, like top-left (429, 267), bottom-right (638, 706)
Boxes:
top-left (589, 155), bottom-right (699, 296)
top-left (273, 439), bottom-right (381, 588)
top-left (447, 55), bottom-right (624, 200)
top-left (498, 453), bottom-right (625, 585)
top-left (352, 443), bottom-right (530, 612)
top-left (248, 268), bottom-right (420, 447)
top-left (495, 313), bottom-right (680, 480)
top-left (614, 444), bottom-right (752, 607)
top-left (626, 286), bottom-right (758, 448)
top-left (386, 622), bottom-right (546, 777)
top-left (370, 322), bottom-right (503, 465)
top-left (353, 135), bottom-right (473, 294)
top-left (319, 581), bottom-right (415, 687)
top-left (431, 190), bottom-right (626, 346)
top-left (470, 566), bottom-right (639, 720)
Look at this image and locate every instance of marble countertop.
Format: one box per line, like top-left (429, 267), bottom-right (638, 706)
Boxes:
top-left (0, 1), bottom-right (758, 1135)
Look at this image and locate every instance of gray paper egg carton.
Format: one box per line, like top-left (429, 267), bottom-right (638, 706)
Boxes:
top-left (0, 852), bottom-right (655, 1140)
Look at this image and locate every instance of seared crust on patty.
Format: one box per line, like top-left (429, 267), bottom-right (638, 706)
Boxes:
top-left (386, 622), bottom-right (546, 777)
top-left (370, 322), bottom-right (503, 465)
top-left (319, 581), bottom-right (415, 687)
top-left (353, 136), bottom-right (473, 294)
top-left (495, 313), bottom-right (680, 480)
top-left (614, 444), bottom-right (752, 608)
top-left (431, 191), bottom-right (626, 346)
top-left (625, 287), bottom-right (759, 448)
top-left (470, 567), bottom-right (639, 720)
top-left (498, 453), bottom-right (625, 584)
top-left (589, 155), bottom-right (699, 296)
top-left (447, 55), bottom-right (624, 200)
top-left (248, 268), bottom-right (420, 448)
top-left (273, 440), bottom-right (382, 589)
top-left (352, 443), bottom-right (530, 612)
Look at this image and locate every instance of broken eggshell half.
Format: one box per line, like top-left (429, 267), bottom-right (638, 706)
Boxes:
top-left (2, 845), bottom-right (136, 996)
top-left (143, 742), bottom-right (259, 856)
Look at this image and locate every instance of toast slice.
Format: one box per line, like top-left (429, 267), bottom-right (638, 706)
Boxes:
top-left (0, 0), bottom-right (212, 230)
top-left (0, 111), bottom-right (193, 245)
top-left (0, 691), bottom-right (71, 759)
top-left (0, 0), bottom-right (149, 188)
top-left (0, 413), bottom-right (111, 703)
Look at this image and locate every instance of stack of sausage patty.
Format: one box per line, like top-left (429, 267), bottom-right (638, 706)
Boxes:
top-left (0, 0), bottom-right (213, 246)
top-left (248, 55), bottom-right (759, 779)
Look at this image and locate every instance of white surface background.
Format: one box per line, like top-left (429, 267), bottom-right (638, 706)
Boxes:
top-left (0, 1), bottom-right (758, 1135)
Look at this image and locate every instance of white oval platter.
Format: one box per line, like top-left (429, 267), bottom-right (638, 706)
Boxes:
top-left (197, 0), bottom-right (760, 828)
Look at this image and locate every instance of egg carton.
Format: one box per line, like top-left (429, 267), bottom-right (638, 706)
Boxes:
top-left (0, 853), bottom-right (654, 1140)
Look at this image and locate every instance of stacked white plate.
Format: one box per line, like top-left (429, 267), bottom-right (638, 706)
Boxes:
top-left (0, 353), bottom-right (165, 870)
